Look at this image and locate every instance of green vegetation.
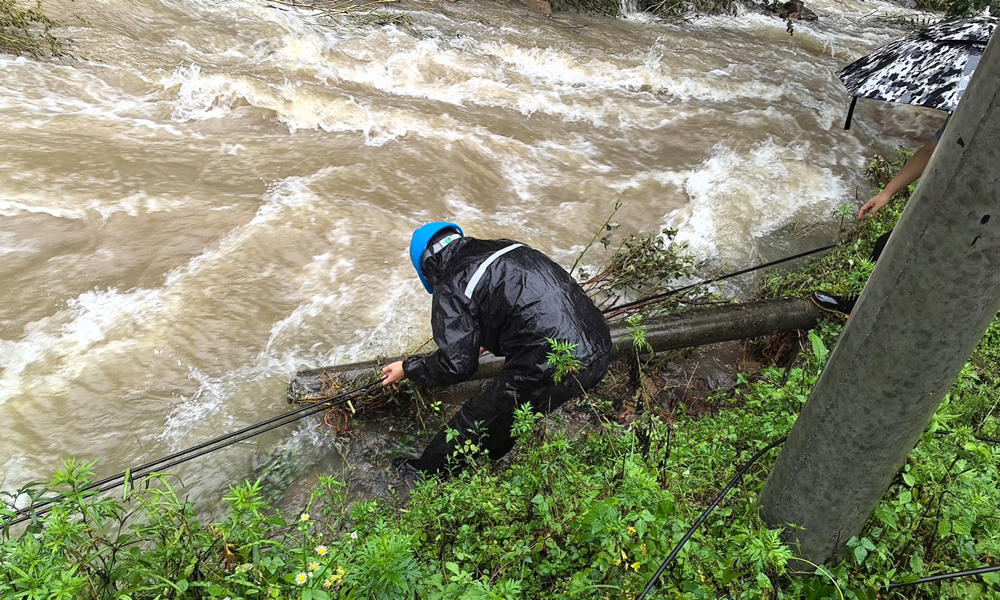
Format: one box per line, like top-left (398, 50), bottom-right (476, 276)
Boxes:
top-left (576, 222), bottom-right (699, 313)
top-left (0, 0), bottom-right (62, 57)
top-left (545, 338), bottom-right (583, 385)
top-left (4, 150), bottom-right (1000, 599)
top-left (558, 0), bottom-right (993, 24)
top-left (938, 0), bottom-right (1000, 18)
top-left (263, 0), bottom-right (410, 30)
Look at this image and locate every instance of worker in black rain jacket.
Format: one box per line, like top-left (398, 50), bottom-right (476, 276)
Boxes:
top-left (381, 221), bottom-right (612, 475)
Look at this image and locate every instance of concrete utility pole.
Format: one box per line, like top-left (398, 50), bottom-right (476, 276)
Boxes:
top-left (759, 33), bottom-right (1000, 565)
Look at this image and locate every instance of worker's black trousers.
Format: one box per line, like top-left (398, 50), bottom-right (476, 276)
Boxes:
top-left (411, 353), bottom-right (610, 475)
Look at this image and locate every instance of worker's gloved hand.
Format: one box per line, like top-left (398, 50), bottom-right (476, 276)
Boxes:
top-left (381, 361), bottom-right (406, 386)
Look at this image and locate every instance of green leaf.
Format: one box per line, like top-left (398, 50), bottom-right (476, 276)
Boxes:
top-left (952, 519), bottom-right (972, 536)
top-left (635, 518), bottom-right (647, 538)
top-left (853, 545), bottom-right (868, 564)
top-left (755, 572), bottom-right (773, 590)
top-left (937, 519), bottom-right (951, 538)
top-left (875, 504), bottom-right (898, 528)
top-left (807, 331), bottom-right (828, 364)
top-left (445, 562), bottom-right (460, 575)
top-left (861, 537), bottom-right (876, 551)
top-left (902, 472), bottom-right (915, 487)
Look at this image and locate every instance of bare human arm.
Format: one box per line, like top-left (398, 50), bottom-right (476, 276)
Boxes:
top-left (858, 141), bottom-right (936, 220)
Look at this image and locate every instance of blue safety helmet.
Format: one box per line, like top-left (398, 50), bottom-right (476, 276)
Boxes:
top-left (410, 222), bottom-right (464, 293)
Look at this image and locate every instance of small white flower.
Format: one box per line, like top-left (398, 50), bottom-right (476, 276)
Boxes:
top-left (350, 531), bottom-right (358, 539)
top-left (299, 513), bottom-right (310, 522)
top-left (295, 572), bottom-right (308, 585)
top-left (308, 561), bottom-right (320, 571)
top-left (315, 545), bottom-right (328, 556)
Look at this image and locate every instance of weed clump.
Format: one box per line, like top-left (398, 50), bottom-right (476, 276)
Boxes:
top-left (0, 0), bottom-right (62, 57)
top-left (552, 0), bottom-right (739, 20)
top-left (573, 201), bottom-right (702, 317)
top-left (265, 0), bottom-right (410, 30)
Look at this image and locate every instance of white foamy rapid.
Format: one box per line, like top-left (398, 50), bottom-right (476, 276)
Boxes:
top-left (666, 137), bottom-right (853, 260)
top-left (1, 0), bottom-right (933, 502)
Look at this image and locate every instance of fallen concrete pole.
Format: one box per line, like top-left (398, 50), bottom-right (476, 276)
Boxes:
top-left (287, 297), bottom-right (822, 401)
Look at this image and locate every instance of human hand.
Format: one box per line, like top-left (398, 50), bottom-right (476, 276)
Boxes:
top-left (858, 192), bottom-right (891, 220)
top-left (381, 361), bottom-right (406, 386)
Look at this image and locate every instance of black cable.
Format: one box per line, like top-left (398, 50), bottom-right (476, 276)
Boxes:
top-left (636, 437), bottom-right (787, 600)
top-left (602, 245), bottom-right (836, 315)
top-left (884, 564), bottom-right (1000, 590)
top-left (932, 429), bottom-right (1000, 444)
top-left (4, 381), bottom-right (378, 527)
top-left (632, 427), bottom-right (998, 598)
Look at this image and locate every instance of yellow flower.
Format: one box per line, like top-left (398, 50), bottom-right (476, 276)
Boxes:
top-left (315, 545), bottom-right (328, 556)
top-left (631, 562), bottom-right (641, 572)
top-left (324, 565), bottom-right (346, 589)
top-left (294, 572), bottom-right (308, 585)
top-left (627, 526), bottom-right (637, 536)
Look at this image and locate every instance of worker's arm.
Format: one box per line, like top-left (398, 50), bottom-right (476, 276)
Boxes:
top-left (381, 361), bottom-right (406, 386)
top-left (385, 292), bottom-right (481, 388)
top-left (858, 141), bottom-right (936, 220)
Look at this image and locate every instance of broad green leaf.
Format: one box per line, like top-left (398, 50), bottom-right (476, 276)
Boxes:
top-left (937, 519), bottom-right (951, 538)
top-left (952, 519), bottom-right (972, 536)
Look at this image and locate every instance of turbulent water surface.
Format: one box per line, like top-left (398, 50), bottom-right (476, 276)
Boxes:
top-left (1, 0), bottom-right (946, 506)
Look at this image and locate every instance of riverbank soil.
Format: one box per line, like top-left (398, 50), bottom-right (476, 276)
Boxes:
top-left (272, 337), bottom-right (769, 511)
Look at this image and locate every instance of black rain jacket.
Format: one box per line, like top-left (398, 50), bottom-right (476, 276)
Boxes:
top-left (402, 237), bottom-right (611, 389)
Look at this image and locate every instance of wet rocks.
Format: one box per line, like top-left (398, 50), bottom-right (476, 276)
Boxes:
top-left (775, 0), bottom-right (818, 20)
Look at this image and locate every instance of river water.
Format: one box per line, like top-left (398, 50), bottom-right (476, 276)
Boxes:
top-left (1, 0), bottom-right (945, 507)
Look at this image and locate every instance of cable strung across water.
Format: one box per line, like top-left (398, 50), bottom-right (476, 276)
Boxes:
top-left (603, 244), bottom-right (836, 316)
top-left (3, 380), bottom-right (379, 528)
